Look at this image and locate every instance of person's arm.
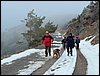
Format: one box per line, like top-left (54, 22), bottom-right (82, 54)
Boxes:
top-left (41, 35), bottom-right (45, 43)
top-left (66, 37), bottom-right (68, 42)
top-left (62, 39), bottom-right (64, 44)
top-left (50, 35), bottom-right (53, 39)
top-left (50, 35), bottom-right (54, 42)
top-left (73, 38), bottom-right (75, 48)
top-left (79, 39), bottom-right (80, 43)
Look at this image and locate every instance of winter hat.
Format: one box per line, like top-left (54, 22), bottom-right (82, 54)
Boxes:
top-left (46, 31), bottom-right (49, 33)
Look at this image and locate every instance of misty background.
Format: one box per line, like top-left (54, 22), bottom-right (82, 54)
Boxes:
top-left (1, 1), bottom-right (90, 57)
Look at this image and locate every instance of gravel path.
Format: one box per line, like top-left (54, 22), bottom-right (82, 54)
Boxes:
top-left (72, 49), bottom-right (88, 75)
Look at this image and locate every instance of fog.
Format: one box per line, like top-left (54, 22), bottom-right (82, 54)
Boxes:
top-left (1, 1), bottom-right (90, 57)
top-left (1, 1), bottom-right (90, 31)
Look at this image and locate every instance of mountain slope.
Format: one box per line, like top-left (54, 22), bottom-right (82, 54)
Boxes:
top-left (61, 1), bottom-right (99, 45)
top-left (1, 24), bottom-right (28, 57)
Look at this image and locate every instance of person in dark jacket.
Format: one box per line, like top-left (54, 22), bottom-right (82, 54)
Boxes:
top-left (62, 36), bottom-right (66, 50)
top-left (66, 33), bottom-right (75, 56)
top-left (41, 31), bottom-right (53, 57)
top-left (75, 36), bottom-right (80, 49)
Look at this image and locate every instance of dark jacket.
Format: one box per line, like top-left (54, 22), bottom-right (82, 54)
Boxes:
top-left (62, 37), bottom-right (66, 44)
top-left (75, 37), bottom-right (80, 44)
top-left (66, 36), bottom-right (75, 48)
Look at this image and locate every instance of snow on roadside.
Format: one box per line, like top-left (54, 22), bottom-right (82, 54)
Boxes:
top-left (44, 47), bottom-right (77, 75)
top-left (17, 61), bottom-right (45, 75)
top-left (1, 42), bottom-right (62, 75)
top-left (1, 49), bottom-right (45, 65)
top-left (1, 35), bottom-right (98, 75)
top-left (44, 35), bottom-right (99, 75)
top-left (80, 36), bottom-right (99, 75)
top-left (17, 43), bottom-right (62, 75)
top-left (1, 36), bottom-right (62, 65)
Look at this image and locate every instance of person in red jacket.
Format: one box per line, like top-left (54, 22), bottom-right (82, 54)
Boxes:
top-left (41, 31), bottom-right (53, 57)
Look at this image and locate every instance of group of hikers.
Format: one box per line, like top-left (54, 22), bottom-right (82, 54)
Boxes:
top-left (61, 33), bottom-right (80, 56)
top-left (41, 31), bottom-right (80, 57)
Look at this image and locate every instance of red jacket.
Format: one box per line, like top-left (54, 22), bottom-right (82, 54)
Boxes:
top-left (41, 33), bottom-right (53, 46)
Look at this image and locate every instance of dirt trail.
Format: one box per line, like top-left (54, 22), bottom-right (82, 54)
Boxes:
top-left (1, 47), bottom-right (88, 75)
top-left (72, 49), bottom-right (88, 75)
top-left (31, 48), bottom-right (88, 75)
top-left (1, 53), bottom-right (46, 75)
top-left (31, 48), bottom-right (64, 75)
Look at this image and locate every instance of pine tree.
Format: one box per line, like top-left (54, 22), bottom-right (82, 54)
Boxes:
top-left (21, 9), bottom-right (58, 48)
top-left (21, 9), bottom-right (45, 48)
top-left (45, 21), bottom-right (58, 33)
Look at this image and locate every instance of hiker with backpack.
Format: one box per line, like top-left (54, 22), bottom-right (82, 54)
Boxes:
top-left (41, 31), bottom-right (53, 57)
top-left (66, 33), bottom-right (75, 56)
top-left (75, 36), bottom-right (80, 49)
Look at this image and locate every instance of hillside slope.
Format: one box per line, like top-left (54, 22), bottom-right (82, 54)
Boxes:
top-left (61, 1), bottom-right (99, 45)
top-left (1, 24), bottom-right (28, 57)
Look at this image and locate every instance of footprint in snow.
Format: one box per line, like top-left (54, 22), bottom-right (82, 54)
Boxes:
top-left (51, 69), bottom-right (55, 71)
top-left (67, 61), bottom-right (70, 63)
top-left (58, 64), bottom-right (62, 66)
top-left (56, 67), bottom-right (60, 69)
top-left (51, 67), bottom-right (60, 71)
top-left (63, 62), bottom-right (66, 64)
top-left (64, 59), bottom-right (67, 61)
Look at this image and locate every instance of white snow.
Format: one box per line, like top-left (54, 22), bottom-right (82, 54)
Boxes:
top-left (1, 35), bottom-right (99, 75)
top-left (1, 49), bottom-right (45, 65)
top-left (80, 36), bottom-right (99, 75)
top-left (44, 48), bottom-right (77, 75)
top-left (44, 36), bottom-right (99, 75)
top-left (17, 61), bottom-right (45, 75)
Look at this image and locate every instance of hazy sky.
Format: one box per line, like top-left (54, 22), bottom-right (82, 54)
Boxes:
top-left (1, 1), bottom-right (90, 31)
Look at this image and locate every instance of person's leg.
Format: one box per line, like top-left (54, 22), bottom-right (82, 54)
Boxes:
top-left (64, 43), bottom-right (66, 50)
top-left (67, 46), bottom-right (69, 56)
top-left (45, 46), bottom-right (48, 57)
top-left (62, 43), bottom-right (64, 50)
top-left (70, 47), bottom-right (73, 56)
top-left (48, 46), bottom-right (51, 56)
top-left (76, 43), bottom-right (78, 49)
top-left (63, 44), bottom-right (64, 49)
top-left (77, 43), bottom-right (79, 49)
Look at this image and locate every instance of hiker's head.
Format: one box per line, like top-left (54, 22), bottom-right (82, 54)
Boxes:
top-left (64, 36), bottom-right (66, 38)
top-left (69, 33), bottom-right (72, 36)
top-left (76, 36), bottom-right (79, 38)
top-left (46, 31), bottom-right (49, 34)
top-left (45, 31), bottom-right (50, 36)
